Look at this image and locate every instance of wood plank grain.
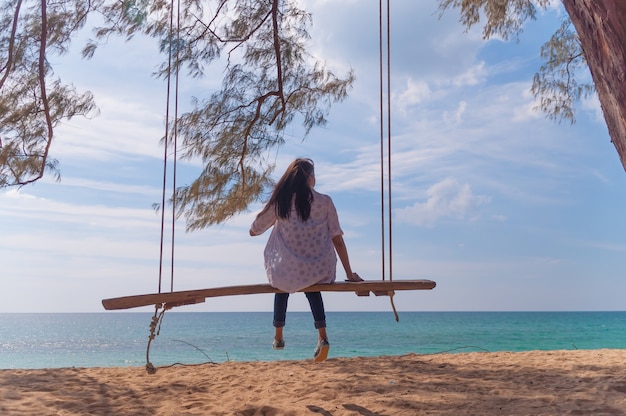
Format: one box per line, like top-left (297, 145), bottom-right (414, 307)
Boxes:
top-left (102, 280), bottom-right (436, 310)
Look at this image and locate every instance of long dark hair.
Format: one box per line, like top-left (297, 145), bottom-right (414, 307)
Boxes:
top-left (263, 158), bottom-right (315, 221)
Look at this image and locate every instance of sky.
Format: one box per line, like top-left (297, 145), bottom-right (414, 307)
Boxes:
top-left (2, 0), bottom-right (626, 313)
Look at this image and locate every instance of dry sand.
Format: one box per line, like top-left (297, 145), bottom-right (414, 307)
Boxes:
top-left (1, 349), bottom-right (625, 415)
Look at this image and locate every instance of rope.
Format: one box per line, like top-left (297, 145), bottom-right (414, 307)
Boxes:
top-left (157, 0), bottom-right (182, 294)
top-left (385, 0), bottom-right (398, 322)
top-left (157, 0), bottom-right (176, 294)
top-left (146, 303), bottom-right (169, 373)
top-left (378, 0), bottom-right (385, 279)
top-left (147, 0), bottom-right (181, 371)
top-left (379, 0), bottom-right (398, 321)
top-left (386, 0), bottom-right (393, 285)
top-left (169, 0), bottom-right (182, 293)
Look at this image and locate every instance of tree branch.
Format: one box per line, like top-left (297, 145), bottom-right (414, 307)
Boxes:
top-left (238, 0), bottom-right (285, 194)
top-left (0, 0), bottom-right (22, 90)
top-left (27, 0), bottom-right (55, 186)
top-left (271, 0), bottom-right (285, 108)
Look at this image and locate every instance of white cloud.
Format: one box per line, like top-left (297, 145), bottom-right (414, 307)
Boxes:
top-left (581, 93), bottom-right (604, 124)
top-left (0, 188), bottom-right (157, 230)
top-left (49, 177), bottom-right (159, 197)
top-left (449, 62), bottom-right (487, 87)
top-left (52, 92), bottom-right (165, 161)
top-left (394, 78), bottom-right (431, 112)
top-left (395, 178), bottom-right (491, 227)
top-left (544, 0), bottom-right (566, 13)
top-left (512, 86), bottom-right (544, 122)
top-left (443, 100), bottom-right (467, 124)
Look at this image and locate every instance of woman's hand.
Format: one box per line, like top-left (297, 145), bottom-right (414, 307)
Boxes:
top-left (347, 272), bottom-right (364, 282)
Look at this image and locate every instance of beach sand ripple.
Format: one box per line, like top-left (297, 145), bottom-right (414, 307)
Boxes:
top-left (1, 349), bottom-right (625, 415)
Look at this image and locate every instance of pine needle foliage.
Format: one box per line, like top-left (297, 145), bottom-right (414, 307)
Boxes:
top-left (438, 0), bottom-right (594, 125)
top-left (2, 0), bottom-right (594, 228)
top-left (86, 0), bottom-right (354, 230)
top-left (0, 0), bottom-right (98, 187)
top-left (531, 18), bottom-right (593, 124)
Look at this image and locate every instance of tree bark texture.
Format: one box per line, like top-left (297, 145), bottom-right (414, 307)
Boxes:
top-left (561, 0), bottom-right (626, 171)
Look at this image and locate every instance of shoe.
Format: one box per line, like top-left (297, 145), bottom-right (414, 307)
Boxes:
top-left (272, 339), bottom-right (285, 350)
top-left (313, 339), bottom-right (330, 362)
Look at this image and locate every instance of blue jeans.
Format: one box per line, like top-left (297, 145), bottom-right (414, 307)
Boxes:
top-left (273, 292), bottom-right (326, 329)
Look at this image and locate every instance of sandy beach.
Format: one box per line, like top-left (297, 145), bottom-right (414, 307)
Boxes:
top-left (1, 349), bottom-right (625, 415)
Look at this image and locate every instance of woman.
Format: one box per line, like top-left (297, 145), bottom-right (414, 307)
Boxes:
top-left (250, 158), bottom-right (362, 362)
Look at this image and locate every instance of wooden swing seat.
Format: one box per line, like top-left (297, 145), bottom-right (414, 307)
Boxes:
top-left (102, 279), bottom-right (436, 310)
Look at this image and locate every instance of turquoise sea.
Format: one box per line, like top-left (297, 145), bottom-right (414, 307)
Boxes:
top-left (1, 312), bottom-right (625, 369)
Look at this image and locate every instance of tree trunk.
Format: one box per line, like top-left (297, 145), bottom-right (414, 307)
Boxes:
top-left (561, 0), bottom-right (626, 171)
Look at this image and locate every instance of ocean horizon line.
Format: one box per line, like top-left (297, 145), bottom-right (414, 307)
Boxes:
top-left (2, 310), bottom-right (626, 314)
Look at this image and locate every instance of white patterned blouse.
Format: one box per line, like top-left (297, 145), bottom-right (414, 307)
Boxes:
top-left (250, 190), bottom-right (343, 293)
